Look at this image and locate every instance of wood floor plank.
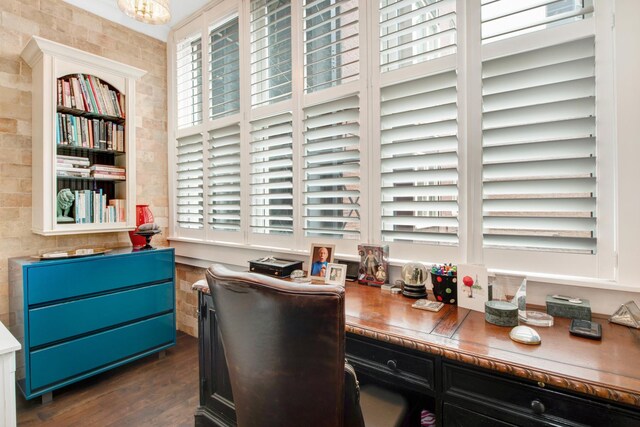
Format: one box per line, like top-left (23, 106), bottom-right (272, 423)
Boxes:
top-left (16, 332), bottom-right (198, 426)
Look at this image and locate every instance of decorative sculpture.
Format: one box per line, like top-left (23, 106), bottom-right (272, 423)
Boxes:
top-left (56, 189), bottom-right (75, 223)
top-left (134, 222), bottom-right (161, 250)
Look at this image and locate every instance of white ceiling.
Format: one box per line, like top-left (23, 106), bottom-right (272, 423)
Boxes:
top-left (63, 0), bottom-right (210, 42)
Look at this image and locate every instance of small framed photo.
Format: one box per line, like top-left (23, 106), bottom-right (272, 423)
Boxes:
top-left (308, 243), bottom-right (335, 281)
top-left (325, 263), bottom-right (347, 286)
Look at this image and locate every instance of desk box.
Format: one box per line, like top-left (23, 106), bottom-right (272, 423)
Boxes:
top-left (546, 296), bottom-right (591, 321)
top-left (249, 258), bottom-right (302, 278)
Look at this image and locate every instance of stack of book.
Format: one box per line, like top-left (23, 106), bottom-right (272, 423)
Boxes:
top-left (56, 114), bottom-right (125, 152)
top-left (57, 74), bottom-right (125, 118)
top-left (57, 155), bottom-right (90, 178)
top-left (73, 190), bottom-right (126, 224)
top-left (90, 164), bottom-right (126, 180)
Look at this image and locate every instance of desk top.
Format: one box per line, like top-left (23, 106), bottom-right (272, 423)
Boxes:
top-left (194, 278), bottom-right (640, 407)
top-left (344, 282), bottom-right (640, 407)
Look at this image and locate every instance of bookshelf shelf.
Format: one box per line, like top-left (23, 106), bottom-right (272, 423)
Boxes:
top-left (56, 106), bottom-right (125, 124)
top-left (21, 36), bottom-right (146, 236)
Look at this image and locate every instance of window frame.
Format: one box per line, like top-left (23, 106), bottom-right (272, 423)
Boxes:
top-left (168, 0), bottom-right (623, 287)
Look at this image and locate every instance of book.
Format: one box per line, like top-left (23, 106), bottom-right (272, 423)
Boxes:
top-left (89, 164), bottom-right (125, 172)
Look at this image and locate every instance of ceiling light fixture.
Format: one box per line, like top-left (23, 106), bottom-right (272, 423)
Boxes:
top-left (117, 0), bottom-right (171, 25)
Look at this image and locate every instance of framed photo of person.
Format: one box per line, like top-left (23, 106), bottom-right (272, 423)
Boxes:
top-left (308, 243), bottom-right (335, 281)
top-left (325, 263), bottom-right (347, 286)
top-left (357, 244), bottom-right (389, 286)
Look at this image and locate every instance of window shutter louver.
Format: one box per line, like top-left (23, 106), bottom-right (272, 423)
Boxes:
top-left (380, 70), bottom-right (458, 245)
top-left (482, 0), bottom-right (593, 43)
top-left (380, 0), bottom-right (457, 73)
top-left (303, 96), bottom-right (360, 239)
top-left (208, 124), bottom-right (241, 232)
top-left (176, 35), bottom-right (203, 129)
top-left (303, 0), bottom-right (359, 93)
top-left (176, 134), bottom-right (204, 229)
top-left (250, 0), bottom-right (292, 107)
top-left (209, 17), bottom-right (240, 120)
top-left (250, 113), bottom-right (294, 235)
top-left (482, 37), bottom-right (596, 253)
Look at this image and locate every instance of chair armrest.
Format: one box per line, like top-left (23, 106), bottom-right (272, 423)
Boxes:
top-left (344, 361), bottom-right (365, 427)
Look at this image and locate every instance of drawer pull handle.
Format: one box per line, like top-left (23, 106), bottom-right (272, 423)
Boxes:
top-left (531, 399), bottom-right (545, 415)
top-left (386, 359), bottom-right (397, 370)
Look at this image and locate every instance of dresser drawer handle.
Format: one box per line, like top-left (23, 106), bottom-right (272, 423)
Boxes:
top-left (386, 359), bottom-right (397, 370)
top-left (531, 399), bottom-right (546, 415)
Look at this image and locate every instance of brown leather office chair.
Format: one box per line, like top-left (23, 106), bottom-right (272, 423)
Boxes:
top-left (206, 264), bottom-right (407, 427)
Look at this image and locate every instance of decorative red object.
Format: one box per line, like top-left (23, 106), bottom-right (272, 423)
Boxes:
top-left (463, 276), bottom-right (474, 287)
top-left (436, 276), bottom-right (442, 283)
top-left (129, 204), bottom-right (154, 248)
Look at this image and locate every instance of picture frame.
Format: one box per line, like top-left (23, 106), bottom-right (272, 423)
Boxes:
top-left (325, 263), bottom-right (347, 286)
top-left (456, 264), bottom-right (489, 313)
top-left (307, 243), bottom-right (335, 281)
top-left (357, 244), bottom-right (389, 286)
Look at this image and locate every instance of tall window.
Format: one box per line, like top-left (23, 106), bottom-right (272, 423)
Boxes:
top-left (176, 34), bottom-right (202, 129)
top-left (171, 1), bottom-right (612, 278)
top-left (209, 17), bottom-right (240, 119)
top-left (480, 0), bottom-right (597, 254)
top-left (303, 96), bottom-right (361, 239)
top-left (380, 0), bottom-right (456, 72)
top-left (303, 0), bottom-right (359, 93)
top-left (250, 0), bottom-right (292, 107)
top-left (380, 71), bottom-right (459, 245)
top-left (250, 113), bottom-right (294, 235)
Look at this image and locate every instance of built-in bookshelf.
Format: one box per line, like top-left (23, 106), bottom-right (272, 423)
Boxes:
top-left (20, 36), bottom-right (146, 235)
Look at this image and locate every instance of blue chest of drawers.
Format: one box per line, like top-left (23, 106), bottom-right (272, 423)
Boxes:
top-left (9, 248), bottom-right (176, 400)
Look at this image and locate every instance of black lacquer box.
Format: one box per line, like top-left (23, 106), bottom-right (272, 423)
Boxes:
top-left (249, 258), bottom-right (303, 278)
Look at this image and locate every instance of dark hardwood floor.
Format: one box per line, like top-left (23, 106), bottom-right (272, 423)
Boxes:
top-left (17, 332), bottom-right (199, 427)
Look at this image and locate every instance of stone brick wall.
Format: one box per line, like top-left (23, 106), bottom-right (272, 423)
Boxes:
top-left (176, 264), bottom-right (207, 337)
top-left (0, 1), bottom-right (176, 329)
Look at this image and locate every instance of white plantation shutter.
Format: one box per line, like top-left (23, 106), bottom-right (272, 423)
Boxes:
top-left (176, 34), bottom-right (203, 129)
top-left (303, 0), bottom-right (359, 93)
top-left (250, 0), bottom-right (292, 107)
top-left (176, 134), bottom-right (204, 229)
top-left (208, 125), bottom-right (241, 231)
top-left (482, 0), bottom-right (594, 43)
top-left (209, 17), bottom-right (240, 120)
top-left (380, 0), bottom-right (457, 73)
top-left (250, 113), bottom-right (294, 235)
top-left (482, 37), bottom-right (596, 253)
top-left (303, 96), bottom-right (360, 239)
top-left (380, 71), bottom-right (458, 245)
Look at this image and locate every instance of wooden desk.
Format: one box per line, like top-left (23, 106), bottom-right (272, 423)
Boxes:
top-left (194, 281), bottom-right (640, 426)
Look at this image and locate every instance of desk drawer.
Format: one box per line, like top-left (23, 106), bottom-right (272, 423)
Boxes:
top-left (346, 335), bottom-right (434, 393)
top-left (29, 282), bottom-right (174, 347)
top-left (443, 362), bottom-right (640, 426)
top-left (30, 313), bottom-right (175, 391)
top-left (27, 250), bottom-right (174, 305)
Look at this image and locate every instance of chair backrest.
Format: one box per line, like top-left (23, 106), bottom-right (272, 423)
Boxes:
top-left (206, 264), bottom-right (347, 427)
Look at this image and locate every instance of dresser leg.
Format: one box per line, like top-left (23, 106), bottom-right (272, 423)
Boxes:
top-left (41, 392), bottom-right (53, 404)
top-left (158, 350), bottom-right (166, 360)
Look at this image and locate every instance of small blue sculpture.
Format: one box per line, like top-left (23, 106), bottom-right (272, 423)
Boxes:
top-left (57, 189), bottom-right (75, 223)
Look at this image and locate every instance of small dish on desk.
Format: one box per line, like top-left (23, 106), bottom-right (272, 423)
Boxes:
top-left (33, 248), bottom-right (112, 260)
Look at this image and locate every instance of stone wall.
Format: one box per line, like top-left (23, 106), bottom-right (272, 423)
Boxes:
top-left (176, 264), bottom-right (207, 337)
top-left (0, 0), bottom-right (174, 329)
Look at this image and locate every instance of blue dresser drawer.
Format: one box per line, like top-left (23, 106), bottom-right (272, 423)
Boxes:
top-left (30, 313), bottom-right (175, 391)
top-left (26, 250), bottom-right (174, 305)
top-left (29, 281), bottom-right (174, 347)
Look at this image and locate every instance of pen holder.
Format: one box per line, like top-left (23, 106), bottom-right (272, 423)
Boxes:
top-left (431, 273), bottom-right (457, 304)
